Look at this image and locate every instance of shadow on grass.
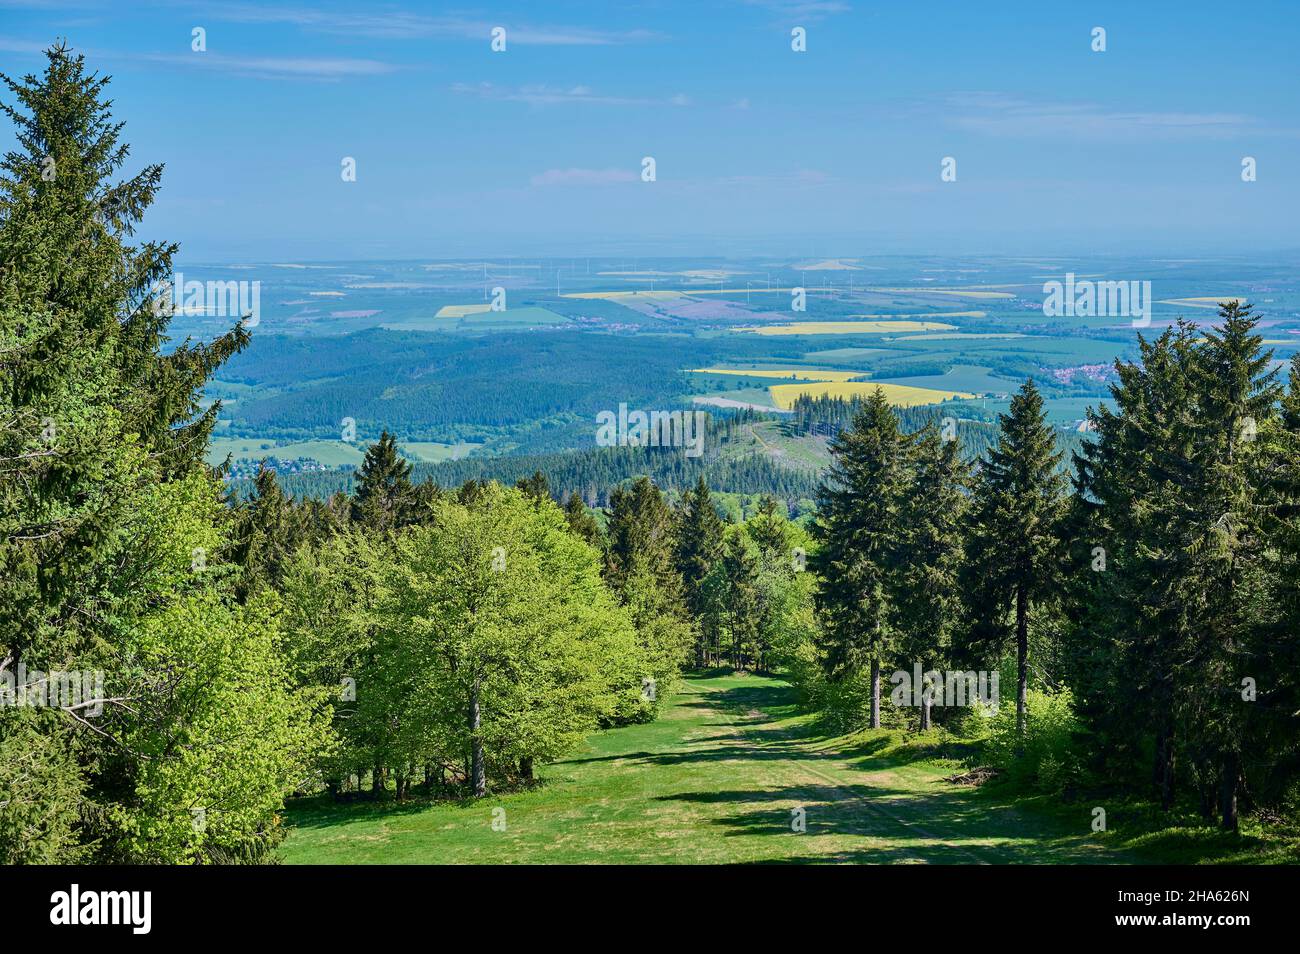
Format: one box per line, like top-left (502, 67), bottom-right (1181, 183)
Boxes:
top-left (655, 782), bottom-right (1124, 864)
top-left (285, 786), bottom-right (533, 833)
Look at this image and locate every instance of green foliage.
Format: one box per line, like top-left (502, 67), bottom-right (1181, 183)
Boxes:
top-left (982, 689), bottom-right (1082, 794)
top-left (0, 45), bottom-right (325, 863)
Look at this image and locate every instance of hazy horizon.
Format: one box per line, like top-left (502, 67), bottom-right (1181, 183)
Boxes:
top-left (3, 0), bottom-right (1297, 261)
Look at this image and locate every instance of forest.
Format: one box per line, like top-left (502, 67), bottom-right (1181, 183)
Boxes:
top-left (2, 47), bottom-right (1297, 866)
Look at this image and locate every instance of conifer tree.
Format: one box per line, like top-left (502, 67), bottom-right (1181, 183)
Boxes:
top-left (563, 491), bottom-right (602, 546)
top-left (0, 46), bottom-right (322, 863)
top-left (811, 388), bottom-right (912, 728)
top-left (892, 424), bottom-right (970, 730)
top-left (515, 469), bottom-right (551, 506)
top-left (961, 380), bottom-right (1066, 745)
top-left (351, 431), bottom-right (413, 530)
top-left (230, 464), bottom-right (302, 601)
top-left (674, 477), bottom-right (725, 664)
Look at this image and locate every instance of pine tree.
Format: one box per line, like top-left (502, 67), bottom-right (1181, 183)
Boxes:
top-left (892, 424), bottom-right (970, 730)
top-left (230, 464), bottom-right (302, 601)
top-left (961, 380), bottom-right (1066, 746)
top-left (515, 470), bottom-right (551, 507)
top-left (1067, 324), bottom-right (1199, 807)
top-left (674, 477), bottom-right (725, 665)
top-left (605, 477), bottom-right (693, 685)
top-left (721, 532), bottom-right (760, 669)
top-left (1182, 302), bottom-right (1278, 828)
top-left (746, 495), bottom-right (790, 561)
top-left (810, 388), bottom-right (912, 728)
top-left (351, 431), bottom-right (413, 530)
top-left (0, 45), bottom-right (322, 863)
top-left (563, 491), bottom-right (602, 546)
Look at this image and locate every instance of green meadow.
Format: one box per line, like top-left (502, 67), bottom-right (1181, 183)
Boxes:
top-left (283, 673), bottom-right (1276, 865)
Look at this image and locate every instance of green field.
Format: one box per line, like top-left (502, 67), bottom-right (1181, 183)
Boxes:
top-left (400, 441), bottom-right (480, 463)
top-left (282, 674), bottom-right (1167, 864)
top-left (205, 438), bottom-right (479, 468)
top-left (206, 438), bottom-right (368, 468)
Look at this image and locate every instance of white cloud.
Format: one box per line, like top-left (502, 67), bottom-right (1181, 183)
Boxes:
top-left (452, 82), bottom-right (690, 108)
top-left (943, 91), bottom-right (1259, 139)
top-left (194, 4), bottom-right (664, 45)
top-left (530, 168), bottom-right (638, 187)
top-left (141, 51), bottom-right (397, 80)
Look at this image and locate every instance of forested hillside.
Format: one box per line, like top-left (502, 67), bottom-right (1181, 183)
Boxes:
top-left (3, 46), bottom-right (1296, 868)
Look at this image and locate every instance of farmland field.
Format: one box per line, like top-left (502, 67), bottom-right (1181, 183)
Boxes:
top-left (736, 320), bottom-right (960, 335)
top-left (174, 253), bottom-right (1300, 485)
top-left (769, 381), bottom-right (977, 409)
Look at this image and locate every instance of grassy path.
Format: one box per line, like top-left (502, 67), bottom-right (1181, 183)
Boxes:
top-left (281, 673), bottom-right (1136, 864)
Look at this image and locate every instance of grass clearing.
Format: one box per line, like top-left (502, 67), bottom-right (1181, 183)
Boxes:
top-left (280, 674), bottom-right (1278, 865)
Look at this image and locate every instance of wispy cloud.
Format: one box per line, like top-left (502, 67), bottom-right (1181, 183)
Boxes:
top-left (452, 82), bottom-right (689, 107)
top-left (140, 50), bottom-right (397, 81)
top-left (0, 35), bottom-right (47, 55)
top-left (711, 169), bottom-right (833, 187)
top-left (194, 3), bottom-right (664, 45)
top-left (530, 168), bottom-right (638, 187)
top-left (741, 0), bottom-right (851, 23)
top-left (0, 34), bottom-right (396, 80)
top-left (943, 92), bottom-right (1259, 139)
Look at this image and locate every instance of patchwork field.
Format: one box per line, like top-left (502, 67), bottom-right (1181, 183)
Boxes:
top-left (206, 438), bottom-right (479, 468)
top-left (688, 367), bottom-right (868, 382)
top-left (769, 381), bottom-right (976, 409)
top-left (736, 321), bottom-right (960, 335)
top-left (186, 254), bottom-right (1299, 475)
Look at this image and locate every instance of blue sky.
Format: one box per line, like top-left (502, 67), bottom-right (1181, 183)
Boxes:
top-left (2, 0), bottom-right (1298, 261)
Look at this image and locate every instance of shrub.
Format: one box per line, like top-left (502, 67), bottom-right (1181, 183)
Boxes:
top-left (982, 688), bottom-right (1083, 793)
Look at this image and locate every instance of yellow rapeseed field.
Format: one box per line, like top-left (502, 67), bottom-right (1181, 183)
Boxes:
top-left (768, 381), bottom-right (974, 409)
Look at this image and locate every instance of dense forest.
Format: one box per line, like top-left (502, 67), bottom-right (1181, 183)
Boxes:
top-left (2, 47), bottom-right (1295, 866)
top-left (244, 417), bottom-right (823, 505)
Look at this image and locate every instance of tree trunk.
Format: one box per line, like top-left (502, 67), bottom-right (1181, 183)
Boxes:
top-left (372, 761), bottom-right (386, 799)
top-left (1219, 752), bottom-right (1239, 831)
top-left (870, 658), bottom-right (881, 729)
top-left (469, 675), bottom-right (486, 797)
top-left (1154, 723), bottom-right (1175, 811)
top-left (1015, 583), bottom-right (1028, 754)
top-left (520, 756), bottom-right (534, 782)
top-left (920, 686), bottom-right (932, 732)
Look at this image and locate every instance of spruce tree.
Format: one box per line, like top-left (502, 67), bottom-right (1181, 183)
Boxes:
top-left (674, 477), bottom-right (725, 665)
top-left (811, 388), bottom-right (912, 728)
top-left (515, 469), bottom-right (551, 507)
top-left (351, 430), bottom-right (413, 530)
top-left (563, 491), bottom-right (602, 547)
top-left (892, 424), bottom-right (970, 730)
top-left (961, 380), bottom-right (1066, 746)
top-left (230, 464), bottom-right (302, 601)
top-left (0, 45), bottom-right (322, 863)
